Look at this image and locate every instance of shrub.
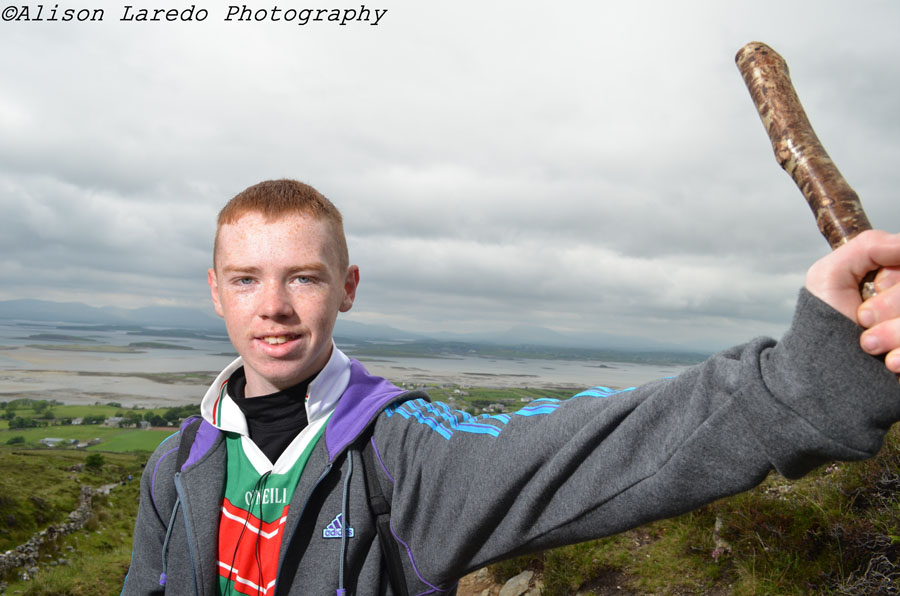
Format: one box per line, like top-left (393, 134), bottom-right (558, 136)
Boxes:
top-left (85, 453), bottom-right (105, 470)
top-left (9, 416), bottom-right (37, 429)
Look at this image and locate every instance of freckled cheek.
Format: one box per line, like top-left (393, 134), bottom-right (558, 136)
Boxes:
top-left (218, 291), bottom-right (261, 323)
top-left (231, 293), bottom-right (258, 308)
top-left (296, 300), bottom-right (336, 325)
top-left (221, 287), bottom-right (259, 306)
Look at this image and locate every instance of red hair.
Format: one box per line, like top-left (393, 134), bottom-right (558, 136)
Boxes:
top-left (213, 179), bottom-right (348, 269)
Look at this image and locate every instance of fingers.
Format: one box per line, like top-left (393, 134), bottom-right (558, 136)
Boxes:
top-left (860, 331), bottom-right (900, 373)
top-left (860, 321), bottom-right (900, 372)
top-left (859, 275), bottom-right (900, 373)
top-left (889, 349), bottom-right (900, 374)
top-left (864, 231), bottom-right (900, 267)
top-left (807, 231), bottom-right (900, 323)
top-left (815, 232), bottom-right (900, 374)
top-left (859, 271), bottom-right (900, 327)
top-left (838, 230), bottom-right (900, 281)
top-left (874, 266), bottom-right (900, 294)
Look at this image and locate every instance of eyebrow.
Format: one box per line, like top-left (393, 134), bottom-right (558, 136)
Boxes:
top-left (221, 265), bottom-right (262, 275)
top-left (221, 264), bottom-right (329, 275)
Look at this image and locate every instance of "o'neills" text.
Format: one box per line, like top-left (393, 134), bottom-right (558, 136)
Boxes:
top-left (244, 487), bottom-right (289, 507)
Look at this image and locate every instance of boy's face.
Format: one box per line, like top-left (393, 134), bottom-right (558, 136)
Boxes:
top-left (208, 212), bottom-right (358, 397)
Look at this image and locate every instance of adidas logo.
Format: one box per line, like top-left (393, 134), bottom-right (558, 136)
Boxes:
top-left (323, 513), bottom-right (355, 539)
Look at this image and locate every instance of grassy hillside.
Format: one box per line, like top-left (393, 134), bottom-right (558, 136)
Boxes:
top-left (2, 394), bottom-right (900, 594)
top-left (0, 450), bottom-right (144, 595)
top-left (489, 426), bottom-right (900, 595)
top-left (0, 448), bottom-right (145, 589)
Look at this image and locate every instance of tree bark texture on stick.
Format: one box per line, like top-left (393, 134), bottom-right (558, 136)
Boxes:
top-left (735, 41), bottom-right (877, 299)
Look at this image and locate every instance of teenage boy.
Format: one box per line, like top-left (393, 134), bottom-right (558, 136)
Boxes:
top-left (122, 179), bottom-right (900, 596)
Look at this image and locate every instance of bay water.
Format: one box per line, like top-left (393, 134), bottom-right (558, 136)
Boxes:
top-left (0, 321), bottom-right (695, 408)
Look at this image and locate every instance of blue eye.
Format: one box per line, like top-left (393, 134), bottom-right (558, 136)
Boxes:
top-left (295, 276), bottom-right (311, 284)
top-left (237, 278), bottom-right (254, 285)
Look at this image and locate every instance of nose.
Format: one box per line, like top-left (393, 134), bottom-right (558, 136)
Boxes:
top-left (259, 282), bottom-right (295, 319)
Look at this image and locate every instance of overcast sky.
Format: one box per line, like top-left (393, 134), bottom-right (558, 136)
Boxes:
top-left (1, 0), bottom-right (899, 350)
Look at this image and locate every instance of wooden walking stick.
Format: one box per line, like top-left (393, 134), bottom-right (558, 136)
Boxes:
top-left (735, 41), bottom-right (878, 300)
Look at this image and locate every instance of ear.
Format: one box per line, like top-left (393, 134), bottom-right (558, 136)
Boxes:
top-left (208, 268), bottom-right (225, 318)
top-left (339, 265), bottom-right (360, 313)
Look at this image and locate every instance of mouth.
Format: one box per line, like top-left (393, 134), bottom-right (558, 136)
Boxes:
top-left (258, 334), bottom-right (300, 345)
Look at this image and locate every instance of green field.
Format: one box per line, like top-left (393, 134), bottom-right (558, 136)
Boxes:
top-left (425, 385), bottom-right (578, 413)
top-left (0, 400), bottom-right (177, 453)
top-left (91, 428), bottom-right (173, 452)
top-left (45, 404), bottom-right (123, 418)
top-left (0, 386), bottom-right (582, 455)
top-left (0, 403), bottom-right (172, 426)
top-left (0, 426), bottom-right (173, 452)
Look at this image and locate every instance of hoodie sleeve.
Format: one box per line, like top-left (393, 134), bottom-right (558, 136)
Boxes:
top-left (370, 288), bottom-right (900, 589)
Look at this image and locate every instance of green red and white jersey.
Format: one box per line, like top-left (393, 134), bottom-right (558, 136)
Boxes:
top-left (217, 419), bottom-right (328, 596)
top-left (200, 345), bottom-right (352, 596)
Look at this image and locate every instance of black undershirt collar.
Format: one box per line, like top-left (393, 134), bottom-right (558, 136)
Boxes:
top-left (227, 367), bottom-right (312, 463)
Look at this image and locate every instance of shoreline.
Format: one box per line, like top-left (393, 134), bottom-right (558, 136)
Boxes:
top-left (0, 365), bottom-right (596, 409)
top-left (0, 345), bottom-right (687, 408)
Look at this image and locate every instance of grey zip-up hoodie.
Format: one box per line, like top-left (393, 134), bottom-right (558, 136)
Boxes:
top-left (121, 290), bottom-right (900, 595)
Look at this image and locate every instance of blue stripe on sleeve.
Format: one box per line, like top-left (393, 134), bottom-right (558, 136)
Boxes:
top-left (386, 386), bottom-right (635, 440)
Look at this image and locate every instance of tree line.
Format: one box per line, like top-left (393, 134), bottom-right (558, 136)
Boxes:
top-left (0, 399), bottom-right (200, 429)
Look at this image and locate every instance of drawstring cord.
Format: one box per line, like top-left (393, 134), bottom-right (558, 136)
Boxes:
top-left (159, 493), bottom-right (182, 586)
top-left (224, 470), bottom-right (272, 596)
top-left (337, 450), bottom-right (354, 596)
top-left (254, 472), bottom-right (272, 595)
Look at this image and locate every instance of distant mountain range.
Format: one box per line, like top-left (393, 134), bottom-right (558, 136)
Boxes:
top-left (0, 298), bottom-right (224, 331)
top-left (0, 298), bottom-right (709, 357)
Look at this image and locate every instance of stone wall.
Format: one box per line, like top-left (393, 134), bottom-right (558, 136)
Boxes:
top-left (0, 484), bottom-right (98, 583)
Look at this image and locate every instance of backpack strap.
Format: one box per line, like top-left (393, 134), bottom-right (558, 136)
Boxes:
top-left (175, 416), bottom-right (204, 472)
top-left (360, 435), bottom-right (409, 596)
top-left (160, 415), bottom-right (204, 586)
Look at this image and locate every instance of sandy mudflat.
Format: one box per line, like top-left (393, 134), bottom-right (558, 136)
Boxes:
top-left (356, 353), bottom-right (685, 392)
top-left (0, 344), bottom-right (683, 408)
top-left (0, 346), bottom-right (226, 408)
top-left (359, 361), bottom-right (584, 391)
top-left (0, 363), bottom-right (584, 409)
top-left (0, 369), bottom-right (212, 408)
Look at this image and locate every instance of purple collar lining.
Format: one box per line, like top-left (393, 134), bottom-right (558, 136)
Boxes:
top-left (324, 359), bottom-right (407, 461)
top-left (179, 416), bottom-right (221, 471)
top-left (177, 360), bottom-right (406, 467)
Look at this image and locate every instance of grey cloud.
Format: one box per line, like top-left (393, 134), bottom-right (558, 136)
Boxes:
top-left (2, 0), bottom-right (899, 349)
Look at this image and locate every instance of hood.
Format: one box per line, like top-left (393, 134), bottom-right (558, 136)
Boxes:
top-left (324, 359), bottom-right (409, 461)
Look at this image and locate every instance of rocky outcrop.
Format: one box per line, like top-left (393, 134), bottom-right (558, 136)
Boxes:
top-left (458, 568), bottom-right (543, 596)
top-left (498, 570), bottom-right (539, 596)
